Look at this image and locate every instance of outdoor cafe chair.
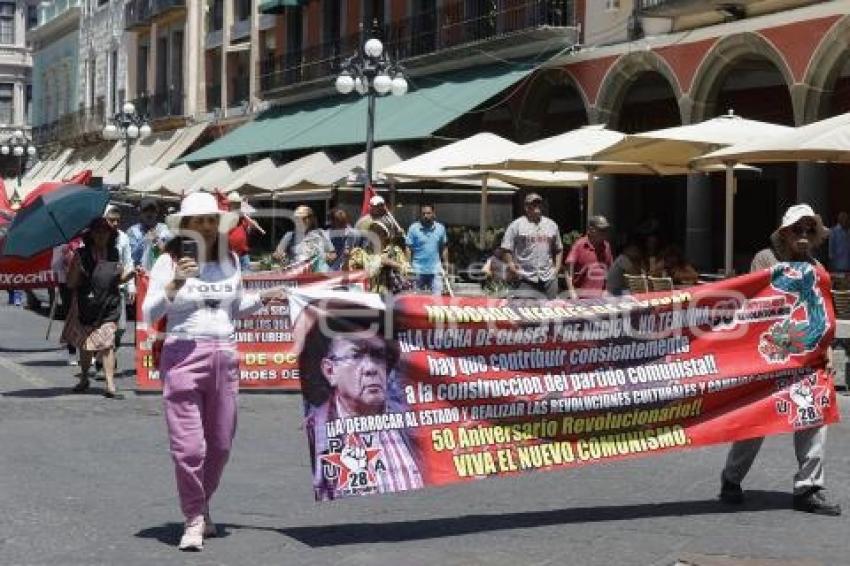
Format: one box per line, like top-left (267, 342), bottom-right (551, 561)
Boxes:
top-left (832, 289), bottom-right (850, 320)
top-left (625, 274), bottom-right (649, 294)
top-left (648, 275), bottom-right (674, 292)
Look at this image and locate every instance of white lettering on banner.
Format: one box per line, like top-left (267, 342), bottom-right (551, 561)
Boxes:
top-left (0, 270), bottom-right (58, 287)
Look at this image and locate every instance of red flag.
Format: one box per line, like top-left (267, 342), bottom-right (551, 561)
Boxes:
top-left (63, 169), bottom-right (92, 185)
top-left (360, 184), bottom-right (376, 218)
top-left (20, 181), bottom-right (63, 209)
top-left (20, 170), bottom-right (94, 209)
top-left (212, 189), bottom-right (229, 211)
top-left (0, 177), bottom-right (10, 213)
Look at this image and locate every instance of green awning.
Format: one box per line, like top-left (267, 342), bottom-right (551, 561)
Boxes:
top-left (259, 0), bottom-right (306, 14)
top-left (177, 62), bottom-right (533, 165)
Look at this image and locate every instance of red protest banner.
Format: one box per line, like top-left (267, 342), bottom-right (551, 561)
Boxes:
top-left (134, 270), bottom-right (368, 391)
top-left (294, 262), bottom-right (840, 501)
top-left (0, 246), bottom-right (61, 289)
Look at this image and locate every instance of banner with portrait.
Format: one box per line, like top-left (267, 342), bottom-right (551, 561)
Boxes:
top-left (292, 262), bottom-right (840, 501)
top-left (134, 270), bottom-right (368, 390)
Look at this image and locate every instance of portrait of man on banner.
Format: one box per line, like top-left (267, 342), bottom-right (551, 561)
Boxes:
top-left (297, 299), bottom-right (423, 500)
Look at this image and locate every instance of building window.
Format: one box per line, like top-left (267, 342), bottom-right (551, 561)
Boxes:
top-left (235, 0), bottom-right (250, 22)
top-left (210, 0), bottom-right (223, 32)
top-left (363, 0), bottom-right (384, 32)
top-left (322, 0), bottom-right (340, 46)
top-left (0, 3), bottom-right (15, 45)
top-left (88, 58), bottom-right (96, 109)
top-left (25, 84), bottom-right (31, 123)
top-left (98, 0), bottom-right (108, 6)
top-left (605, 0), bottom-right (621, 11)
top-left (26, 5), bottom-right (37, 30)
top-left (0, 83), bottom-right (14, 124)
top-left (137, 44), bottom-right (149, 95)
top-left (110, 49), bottom-right (118, 114)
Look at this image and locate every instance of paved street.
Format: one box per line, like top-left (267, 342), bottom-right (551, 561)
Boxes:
top-left (2, 304), bottom-right (850, 566)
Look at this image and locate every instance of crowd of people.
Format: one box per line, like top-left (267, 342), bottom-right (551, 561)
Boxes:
top-left (4, 187), bottom-right (844, 553)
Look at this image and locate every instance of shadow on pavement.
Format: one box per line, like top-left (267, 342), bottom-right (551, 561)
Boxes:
top-left (136, 523), bottom-right (232, 546)
top-left (19, 359), bottom-right (70, 367)
top-left (0, 346), bottom-right (64, 354)
top-left (3, 387), bottom-right (78, 398)
top-left (278, 493), bottom-right (790, 547)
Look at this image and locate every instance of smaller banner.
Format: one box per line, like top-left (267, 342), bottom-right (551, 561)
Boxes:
top-left (134, 270), bottom-right (368, 390)
top-left (0, 246), bottom-right (62, 290)
top-left (292, 262), bottom-right (840, 501)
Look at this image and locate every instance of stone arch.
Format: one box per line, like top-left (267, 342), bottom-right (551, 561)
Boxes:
top-left (689, 32), bottom-right (796, 123)
top-left (594, 50), bottom-right (684, 127)
top-left (514, 67), bottom-right (589, 142)
top-left (801, 15), bottom-right (850, 123)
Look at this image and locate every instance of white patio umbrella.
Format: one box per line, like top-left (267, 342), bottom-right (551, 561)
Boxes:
top-left (383, 132), bottom-right (587, 243)
top-left (452, 126), bottom-right (672, 230)
top-left (597, 111), bottom-right (793, 274)
top-left (693, 111), bottom-right (850, 166)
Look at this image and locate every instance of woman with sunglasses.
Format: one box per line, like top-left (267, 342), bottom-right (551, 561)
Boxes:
top-left (719, 203), bottom-right (840, 516)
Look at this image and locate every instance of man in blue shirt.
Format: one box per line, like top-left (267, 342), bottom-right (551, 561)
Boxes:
top-left (829, 211), bottom-right (850, 272)
top-left (406, 204), bottom-right (448, 295)
top-left (126, 197), bottom-right (171, 271)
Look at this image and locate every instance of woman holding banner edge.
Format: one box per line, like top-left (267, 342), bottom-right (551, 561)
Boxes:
top-left (142, 192), bottom-right (284, 551)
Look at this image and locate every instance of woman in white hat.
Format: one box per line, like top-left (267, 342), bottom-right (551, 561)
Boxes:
top-left (142, 192), bottom-right (283, 550)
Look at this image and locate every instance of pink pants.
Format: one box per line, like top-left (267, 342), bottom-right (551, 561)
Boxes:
top-left (161, 337), bottom-right (239, 521)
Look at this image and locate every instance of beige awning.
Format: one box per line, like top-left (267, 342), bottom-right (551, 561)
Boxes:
top-left (300, 145), bottom-right (417, 190)
top-left (183, 160), bottom-right (235, 194)
top-left (219, 158), bottom-right (278, 197)
top-left (154, 123), bottom-right (208, 168)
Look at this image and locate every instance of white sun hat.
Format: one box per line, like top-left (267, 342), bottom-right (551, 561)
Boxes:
top-left (166, 192), bottom-right (239, 233)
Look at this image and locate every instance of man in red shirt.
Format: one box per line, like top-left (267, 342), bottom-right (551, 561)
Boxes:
top-left (566, 215), bottom-right (613, 298)
top-left (226, 192), bottom-right (264, 270)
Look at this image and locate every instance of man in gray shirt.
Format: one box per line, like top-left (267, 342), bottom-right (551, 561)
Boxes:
top-left (497, 193), bottom-right (563, 299)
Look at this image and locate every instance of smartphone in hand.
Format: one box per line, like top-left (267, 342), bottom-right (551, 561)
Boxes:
top-left (180, 239), bottom-right (199, 261)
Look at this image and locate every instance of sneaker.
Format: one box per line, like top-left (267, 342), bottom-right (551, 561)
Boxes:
top-left (719, 475), bottom-right (744, 504)
top-left (178, 517), bottom-right (204, 551)
top-left (792, 488), bottom-right (842, 516)
top-left (203, 512), bottom-right (218, 538)
top-left (67, 353), bottom-right (79, 367)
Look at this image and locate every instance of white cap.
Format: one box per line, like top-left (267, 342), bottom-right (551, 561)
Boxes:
top-left (779, 204), bottom-right (817, 230)
top-left (369, 195), bottom-right (385, 206)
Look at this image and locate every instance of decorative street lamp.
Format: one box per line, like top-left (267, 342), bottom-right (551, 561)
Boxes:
top-left (102, 101), bottom-right (152, 187)
top-left (1, 129), bottom-right (37, 203)
top-left (335, 35), bottom-right (408, 186)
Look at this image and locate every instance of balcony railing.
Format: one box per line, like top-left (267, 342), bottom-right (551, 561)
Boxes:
top-left (259, 0), bottom-right (575, 94)
top-left (32, 101), bottom-right (106, 146)
top-left (124, 0), bottom-right (152, 30)
top-left (128, 91), bottom-right (184, 120)
top-left (125, 0), bottom-right (185, 30)
top-left (153, 0), bottom-right (185, 17)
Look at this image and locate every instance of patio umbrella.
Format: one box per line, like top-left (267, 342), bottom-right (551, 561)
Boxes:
top-left (382, 133), bottom-right (587, 244)
top-left (596, 111), bottom-right (793, 274)
top-left (1, 184), bottom-right (110, 258)
top-left (693, 111), bottom-right (850, 166)
top-left (449, 126), bottom-right (674, 232)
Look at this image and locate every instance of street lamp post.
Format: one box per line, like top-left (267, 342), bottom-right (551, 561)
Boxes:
top-left (1, 129), bottom-right (37, 201)
top-left (102, 102), bottom-right (152, 188)
top-left (335, 36), bottom-right (408, 186)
